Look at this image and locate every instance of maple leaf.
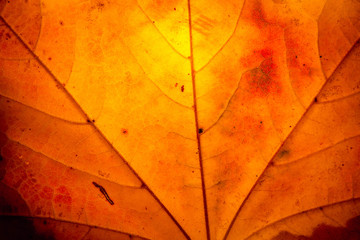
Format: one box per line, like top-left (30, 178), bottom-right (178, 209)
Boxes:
top-left (0, 0), bottom-right (360, 239)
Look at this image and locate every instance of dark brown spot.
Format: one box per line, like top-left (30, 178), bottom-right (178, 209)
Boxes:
top-left (198, 128), bottom-right (203, 134)
top-left (314, 97), bottom-right (318, 103)
top-left (271, 215), bottom-right (360, 240)
top-left (278, 150), bottom-right (289, 158)
top-left (181, 85), bottom-right (184, 92)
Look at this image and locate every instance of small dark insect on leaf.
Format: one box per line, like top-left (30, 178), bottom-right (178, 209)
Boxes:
top-left (92, 181), bottom-right (114, 205)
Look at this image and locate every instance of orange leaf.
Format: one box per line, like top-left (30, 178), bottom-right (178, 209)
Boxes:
top-left (0, 0), bottom-right (359, 239)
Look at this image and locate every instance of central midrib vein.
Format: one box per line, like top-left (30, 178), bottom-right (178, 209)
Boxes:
top-left (186, 1), bottom-right (211, 240)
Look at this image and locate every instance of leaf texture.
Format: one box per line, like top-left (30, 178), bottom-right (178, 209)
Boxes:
top-left (0, 0), bottom-right (360, 239)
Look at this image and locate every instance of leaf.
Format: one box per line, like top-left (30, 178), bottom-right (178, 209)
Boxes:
top-left (0, 0), bottom-right (359, 239)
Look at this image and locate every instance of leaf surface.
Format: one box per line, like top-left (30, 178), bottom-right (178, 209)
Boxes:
top-left (0, 0), bottom-right (359, 239)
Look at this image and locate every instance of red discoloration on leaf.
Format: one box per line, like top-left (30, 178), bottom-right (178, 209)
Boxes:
top-left (250, 1), bottom-right (267, 28)
top-left (260, 48), bottom-right (273, 59)
top-left (245, 52), bottom-right (281, 98)
top-left (40, 186), bottom-right (54, 200)
top-left (57, 186), bottom-right (68, 195)
top-left (54, 186), bottom-right (72, 205)
top-left (244, 42), bottom-right (282, 98)
top-left (54, 194), bottom-right (72, 205)
top-left (260, 57), bottom-right (276, 76)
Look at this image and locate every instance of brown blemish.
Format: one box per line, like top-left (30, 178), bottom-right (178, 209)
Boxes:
top-left (95, 0), bottom-right (105, 11)
top-left (277, 150), bottom-right (289, 158)
top-left (247, 68), bottom-right (275, 96)
top-left (271, 215), bottom-right (360, 240)
top-left (244, 48), bottom-right (282, 97)
top-left (181, 85), bottom-right (184, 92)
